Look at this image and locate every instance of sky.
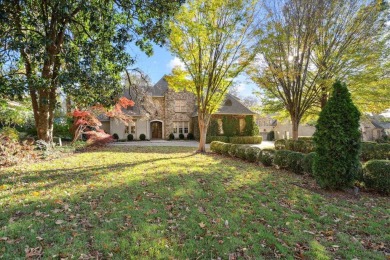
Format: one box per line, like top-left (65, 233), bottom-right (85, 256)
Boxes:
top-left (127, 43), bottom-right (258, 98)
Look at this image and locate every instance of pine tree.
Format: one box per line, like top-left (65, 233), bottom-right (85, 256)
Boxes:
top-left (313, 81), bottom-right (361, 189)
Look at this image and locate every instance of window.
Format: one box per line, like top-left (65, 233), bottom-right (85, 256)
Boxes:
top-left (239, 118), bottom-right (245, 133)
top-left (175, 100), bottom-right (187, 112)
top-left (173, 121), bottom-right (189, 134)
top-left (217, 119), bottom-right (224, 134)
top-left (127, 119), bottom-right (136, 134)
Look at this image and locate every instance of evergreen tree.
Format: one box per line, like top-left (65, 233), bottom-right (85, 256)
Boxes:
top-left (313, 81), bottom-right (361, 189)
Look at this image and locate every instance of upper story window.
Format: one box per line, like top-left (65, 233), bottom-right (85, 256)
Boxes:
top-left (175, 100), bottom-right (187, 112)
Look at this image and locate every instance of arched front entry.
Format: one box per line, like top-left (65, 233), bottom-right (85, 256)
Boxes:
top-left (150, 121), bottom-right (163, 139)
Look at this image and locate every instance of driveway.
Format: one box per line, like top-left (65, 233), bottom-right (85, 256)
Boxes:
top-left (110, 140), bottom-right (275, 149)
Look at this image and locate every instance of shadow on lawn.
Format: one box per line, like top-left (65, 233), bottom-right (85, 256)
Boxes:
top-left (0, 151), bottom-right (388, 259)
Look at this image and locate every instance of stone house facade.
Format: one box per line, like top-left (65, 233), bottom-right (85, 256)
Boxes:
top-left (101, 77), bottom-right (255, 140)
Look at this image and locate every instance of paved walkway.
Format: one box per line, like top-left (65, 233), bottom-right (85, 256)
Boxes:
top-left (110, 140), bottom-right (275, 149)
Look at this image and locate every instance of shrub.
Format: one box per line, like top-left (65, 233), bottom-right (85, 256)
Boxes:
top-left (363, 160), bottom-right (390, 194)
top-left (228, 144), bottom-right (240, 157)
top-left (243, 115), bottom-right (260, 136)
top-left (274, 139), bottom-right (286, 150)
top-left (377, 143), bottom-right (390, 160)
top-left (0, 127), bottom-right (19, 141)
top-left (139, 134), bottom-right (146, 140)
top-left (293, 140), bottom-right (307, 153)
top-left (112, 133), bottom-right (119, 140)
top-left (206, 136), bottom-right (229, 144)
top-left (187, 133), bottom-right (194, 140)
top-left (53, 120), bottom-right (72, 139)
top-left (221, 143), bottom-right (232, 155)
top-left (210, 141), bottom-right (225, 153)
top-left (208, 119), bottom-right (219, 136)
top-left (179, 133), bottom-right (185, 139)
top-left (169, 133), bottom-right (175, 140)
top-left (313, 81), bottom-right (361, 190)
top-left (287, 152), bottom-right (305, 174)
top-left (127, 134), bottom-right (134, 141)
top-left (246, 147), bottom-right (261, 162)
top-left (298, 136), bottom-right (313, 141)
top-left (267, 130), bottom-right (275, 141)
top-left (222, 116), bottom-right (239, 137)
top-left (274, 150), bottom-right (293, 169)
top-left (285, 139), bottom-right (295, 151)
top-left (259, 149), bottom-right (275, 166)
top-left (236, 145), bottom-right (247, 160)
top-left (230, 136), bottom-right (262, 144)
top-left (360, 142), bottom-right (377, 161)
top-left (302, 152), bottom-right (316, 175)
top-left (85, 131), bottom-right (114, 146)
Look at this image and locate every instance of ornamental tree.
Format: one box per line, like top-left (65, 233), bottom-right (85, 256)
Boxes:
top-left (166, 0), bottom-right (259, 152)
top-left (0, 0), bottom-right (182, 143)
top-left (313, 81), bottom-right (361, 190)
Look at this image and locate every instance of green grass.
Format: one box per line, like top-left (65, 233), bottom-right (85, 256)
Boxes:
top-left (0, 146), bottom-right (389, 259)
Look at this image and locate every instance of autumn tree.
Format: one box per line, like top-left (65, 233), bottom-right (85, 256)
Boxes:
top-left (249, 0), bottom-right (388, 139)
top-left (0, 0), bottom-right (183, 143)
top-left (166, 0), bottom-right (259, 152)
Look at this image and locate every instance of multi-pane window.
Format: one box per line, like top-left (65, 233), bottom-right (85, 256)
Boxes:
top-left (218, 119), bottom-right (224, 134)
top-left (174, 100), bottom-right (187, 112)
top-left (126, 119), bottom-right (137, 134)
top-left (173, 121), bottom-right (189, 134)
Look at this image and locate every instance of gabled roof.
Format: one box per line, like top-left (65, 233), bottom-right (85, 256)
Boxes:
top-left (151, 77), bottom-right (169, 96)
top-left (192, 93), bottom-right (256, 116)
top-left (215, 94), bottom-right (256, 115)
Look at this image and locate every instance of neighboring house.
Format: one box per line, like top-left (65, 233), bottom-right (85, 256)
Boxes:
top-left (273, 121), bottom-right (316, 140)
top-left (256, 115), bottom-right (277, 140)
top-left (361, 115), bottom-right (390, 141)
top-left (101, 77), bottom-right (256, 140)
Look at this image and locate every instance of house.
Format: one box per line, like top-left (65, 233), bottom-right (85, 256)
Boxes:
top-left (100, 77), bottom-right (257, 140)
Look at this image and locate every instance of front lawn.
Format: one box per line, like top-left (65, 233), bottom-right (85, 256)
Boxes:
top-left (0, 146), bottom-right (389, 259)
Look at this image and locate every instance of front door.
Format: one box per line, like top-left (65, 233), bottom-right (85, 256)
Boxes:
top-left (151, 121), bottom-right (162, 139)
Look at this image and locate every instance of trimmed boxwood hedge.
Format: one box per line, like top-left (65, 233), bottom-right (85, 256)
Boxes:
top-left (259, 149), bottom-right (275, 167)
top-left (229, 136), bottom-right (262, 144)
top-left (274, 139), bottom-right (286, 150)
top-left (360, 142), bottom-right (390, 161)
top-left (210, 141), bottom-right (225, 153)
top-left (287, 152), bottom-right (305, 174)
top-left (228, 144), bottom-right (240, 157)
top-left (275, 139), bottom-right (314, 153)
top-left (274, 150), bottom-right (293, 169)
top-left (246, 147), bottom-right (261, 162)
top-left (363, 160), bottom-right (390, 194)
top-left (302, 152), bottom-right (316, 175)
top-left (235, 145), bottom-right (248, 160)
top-left (206, 136), bottom-right (229, 144)
top-left (221, 143), bottom-right (232, 155)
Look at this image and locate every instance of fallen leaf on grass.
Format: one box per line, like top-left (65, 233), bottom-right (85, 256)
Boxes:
top-left (55, 220), bottom-right (64, 225)
top-left (199, 222), bottom-right (206, 228)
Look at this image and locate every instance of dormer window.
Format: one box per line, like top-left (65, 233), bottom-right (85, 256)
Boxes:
top-left (224, 99), bottom-right (232, 106)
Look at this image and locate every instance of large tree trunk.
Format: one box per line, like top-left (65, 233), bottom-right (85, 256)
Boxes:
top-left (291, 117), bottom-right (300, 140)
top-left (198, 113), bottom-right (211, 153)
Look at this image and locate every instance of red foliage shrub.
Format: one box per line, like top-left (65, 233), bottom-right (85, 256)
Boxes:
top-left (85, 131), bottom-right (114, 147)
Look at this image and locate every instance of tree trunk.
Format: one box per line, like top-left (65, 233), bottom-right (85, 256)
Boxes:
top-left (291, 117), bottom-right (300, 140)
top-left (320, 87), bottom-right (328, 108)
top-left (198, 113), bottom-right (211, 153)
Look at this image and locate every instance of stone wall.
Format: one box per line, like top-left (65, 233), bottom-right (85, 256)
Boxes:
top-left (164, 89), bottom-right (196, 139)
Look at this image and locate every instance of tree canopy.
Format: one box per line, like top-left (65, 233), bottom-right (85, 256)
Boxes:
top-left (166, 0), bottom-right (259, 152)
top-left (0, 0), bottom-right (183, 142)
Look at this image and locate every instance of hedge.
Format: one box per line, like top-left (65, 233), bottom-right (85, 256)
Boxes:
top-left (302, 152), bottom-right (316, 176)
top-left (287, 152), bottom-right (305, 174)
top-left (246, 147), bottom-right (261, 162)
top-left (274, 150), bottom-right (293, 169)
top-left (210, 141), bottom-right (225, 153)
top-left (228, 144), bottom-right (241, 157)
top-left (221, 143), bottom-right (232, 155)
top-left (360, 142), bottom-right (390, 161)
top-left (274, 139), bottom-right (314, 153)
top-left (229, 136), bottom-right (262, 144)
top-left (363, 160), bottom-right (390, 194)
top-left (236, 145), bottom-right (248, 160)
top-left (274, 139), bottom-right (286, 150)
top-left (259, 149), bottom-right (275, 167)
top-left (206, 136), bottom-right (229, 144)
